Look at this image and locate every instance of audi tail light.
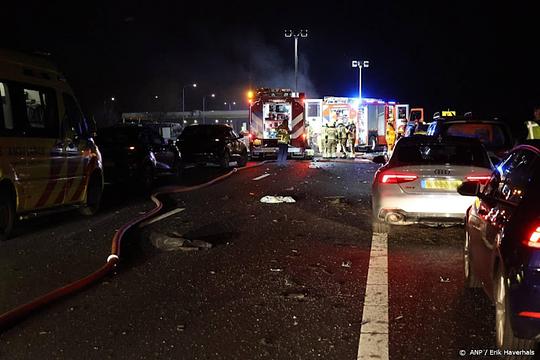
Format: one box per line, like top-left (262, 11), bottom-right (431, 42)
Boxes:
top-left (527, 226), bottom-right (540, 248)
top-left (380, 173), bottom-right (418, 184)
top-left (466, 175), bottom-right (491, 185)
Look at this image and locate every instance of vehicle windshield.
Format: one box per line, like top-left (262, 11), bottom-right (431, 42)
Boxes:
top-left (443, 123), bottom-right (510, 149)
top-left (393, 141), bottom-right (491, 167)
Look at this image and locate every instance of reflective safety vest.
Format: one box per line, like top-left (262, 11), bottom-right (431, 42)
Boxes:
top-left (277, 127), bottom-right (290, 144)
top-left (386, 123), bottom-right (396, 149)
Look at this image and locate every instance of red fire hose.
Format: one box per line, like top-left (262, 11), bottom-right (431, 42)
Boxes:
top-left (0, 161), bottom-right (272, 331)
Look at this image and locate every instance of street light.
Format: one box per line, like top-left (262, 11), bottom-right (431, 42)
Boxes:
top-left (182, 83), bottom-right (197, 121)
top-left (351, 60), bottom-right (370, 101)
top-left (284, 29), bottom-right (308, 92)
top-left (202, 93), bottom-right (215, 124)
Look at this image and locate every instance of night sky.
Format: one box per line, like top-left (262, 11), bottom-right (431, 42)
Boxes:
top-left (1, 1), bottom-right (537, 131)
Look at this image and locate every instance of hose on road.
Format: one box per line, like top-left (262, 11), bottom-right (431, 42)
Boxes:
top-left (0, 161), bottom-right (272, 331)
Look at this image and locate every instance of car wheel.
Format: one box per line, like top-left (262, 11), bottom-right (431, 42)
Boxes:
top-left (220, 151), bottom-right (230, 169)
top-left (237, 151), bottom-right (248, 167)
top-left (464, 231), bottom-right (481, 288)
top-left (495, 266), bottom-right (536, 357)
top-left (0, 189), bottom-right (15, 241)
top-left (79, 172), bottom-right (103, 216)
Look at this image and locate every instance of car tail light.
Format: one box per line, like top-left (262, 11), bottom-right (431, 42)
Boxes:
top-left (527, 226), bottom-right (540, 248)
top-left (380, 173), bottom-right (418, 184)
top-left (466, 175), bottom-right (491, 185)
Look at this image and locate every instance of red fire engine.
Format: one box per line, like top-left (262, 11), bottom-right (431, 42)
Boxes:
top-left (249, 88), bottom-right (309, 159)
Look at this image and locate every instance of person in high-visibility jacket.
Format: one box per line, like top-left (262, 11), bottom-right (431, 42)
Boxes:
top-left (276, 120), bottom-right (291, 166)
top-left (321, 123), bottom-right (329, 158)
top-left (347, 123), bottom-right (356, 159)
top-left (326, 122), bottom-right (338, 158)
top-left (386, 118), bottom-right (397, 156)
top-left (337, 122), bottom-right (348, 158)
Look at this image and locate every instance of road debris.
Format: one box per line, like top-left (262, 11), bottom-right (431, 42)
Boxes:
top-left (284, 186), bottom-right (294, 191)
top-left (149, 232), bottom-right (212, 251)
top-left (270, 268), bottom-right (283, 272)
top-left (439, 276), bottom-right (450, 283)
top-left (395, 315), bottom-right (404, 321)
top-left (341, 260), bottom-right (352, 268)
top-left (260, 196), bottom-right (296, 204)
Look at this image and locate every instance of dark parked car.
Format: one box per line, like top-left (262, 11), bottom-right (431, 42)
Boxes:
top-left (96, 124), bottom-right (181, 187)
top-left (177, 124), bottom-right (248, 169)
top-left (427, 116), bottom-right (515, 162)
top-left (458, 141), bottom-right (540, 356)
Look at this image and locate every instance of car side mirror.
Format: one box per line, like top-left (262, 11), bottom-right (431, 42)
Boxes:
top-left (372, 155), bottom-right (387, 164)
top-left (457, 181), bottom-right (480, 197)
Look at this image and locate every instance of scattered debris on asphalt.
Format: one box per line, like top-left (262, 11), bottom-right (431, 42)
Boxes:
top-left (439, 276), bottom-right (450, 283)
top-left (260, 196), bottom-right (296, 204)
top-left (395, 315), bottom-right (404, 321)
top-left (270, 268), bottom-right (283, 272)
top-left (341, 260), bottom-right (352, 268)
top-left (284, 186), bottom-right (294, 191)
top-left (283, 291), bottom-right (307, 301)
top-left (149, 232), bottom-right (212, 251)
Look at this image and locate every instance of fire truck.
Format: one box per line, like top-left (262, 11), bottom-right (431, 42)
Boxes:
top-left (361, 101), bottom-right (410, 150)
top-left (249, 88), bottom-right (310, 159)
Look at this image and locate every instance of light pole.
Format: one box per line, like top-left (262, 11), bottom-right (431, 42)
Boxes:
top-left (351, 60), bottom-right (370, 101)
top-left (182, 83), bottom-right (197, 121)
top-left (202, 93), bottom-right (215, 124)
top-left (284, 29), bottom-right (308, 92)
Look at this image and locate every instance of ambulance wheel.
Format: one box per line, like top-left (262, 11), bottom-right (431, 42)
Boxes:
top-left (79, 172), bottom-right (103, 216)
top-left (0, 188), bottom-right (15, 241)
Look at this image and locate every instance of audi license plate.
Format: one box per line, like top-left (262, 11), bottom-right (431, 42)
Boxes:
top-left (421, 179), bottom-right (462, 190)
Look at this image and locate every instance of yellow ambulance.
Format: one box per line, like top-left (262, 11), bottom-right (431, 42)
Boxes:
top-left (0, 49), bottom-right (103, 240)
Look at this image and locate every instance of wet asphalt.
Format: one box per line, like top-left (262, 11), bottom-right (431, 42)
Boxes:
top-left (0, 160), bottom-right (530, 359)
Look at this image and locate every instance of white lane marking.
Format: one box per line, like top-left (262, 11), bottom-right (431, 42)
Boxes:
top-left (357, 232), bottom-right (389, 360)
top-left (139, 208), bottom-right (185, 228)
top-left (252, 173), bottom-right (271, 181)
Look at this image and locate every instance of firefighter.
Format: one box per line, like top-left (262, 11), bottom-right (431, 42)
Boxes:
top-left (276, 120), bottom-right (291, 166)
top-left (337, 122), bottom-right (348, 158)
top-left (322, 123), bottom-right (330, 158)
top-left (386, 117), bottom-right (397, 156)
top-left (327, 121), bottom-right (337, 158)
top-left (347, 123), bottom-right (356, 159)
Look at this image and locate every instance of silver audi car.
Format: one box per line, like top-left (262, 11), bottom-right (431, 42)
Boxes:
top-left (372, 135), bottom-right (493, 230)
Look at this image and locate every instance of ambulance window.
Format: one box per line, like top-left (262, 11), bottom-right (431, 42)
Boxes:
top-left (21, 86), bottom-right (58, 138)
top-left (307, 103), bottom-right (320, 117)
top-left (63, 93), bottom-right (87, 137)
top-left (0, 82), bottom-right (14, 132)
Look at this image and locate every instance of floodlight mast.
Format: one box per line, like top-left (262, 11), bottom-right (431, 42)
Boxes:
top-left (351, 60), bottom-right (370, 101)
top-left (284, 29), bottom-right (308, 92)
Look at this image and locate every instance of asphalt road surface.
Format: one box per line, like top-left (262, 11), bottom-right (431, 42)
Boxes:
top-left (0, 160), bottom-right (534, 359)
